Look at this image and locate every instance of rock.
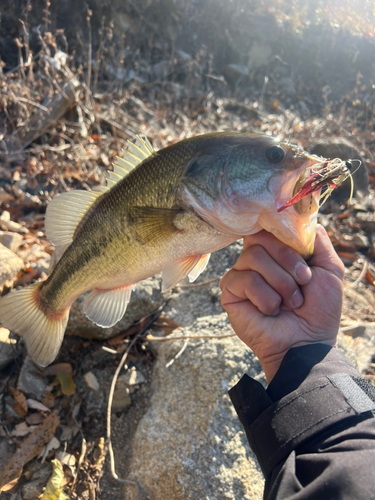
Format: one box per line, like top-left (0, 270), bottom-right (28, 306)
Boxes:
top-left (223, 64), bottom-right (249, 86)
top-left (248, 41), bottom-right (273, 69)
top-left (112, 387), bottom-right (131, 412)
top-left (152, 60), bottom-right (170, 80)
top-left (66, 276), bottom-right (165, 340)
top-left (352, 233), bottom-right (369, 249)
top-left (310, 139), bottom-right (369, 208)
top-left (0, 231), bottom-right (23, 253)
top-left (17, 356), bottom-right (48, 399)
top-left (119, 367), bottom-right (145, 386)
top-left (124, 317), bottom-right (264, 500)
top-left (0, 243), bottom-right (24, 291)
top-left (0, 327), bottom-right (17, 370)
top-left (22, 462), bottom-right (52, 500)
top-left (0, 211), bottom-right (28, 233)
top-left (120, 242), bottom-right (265, 499)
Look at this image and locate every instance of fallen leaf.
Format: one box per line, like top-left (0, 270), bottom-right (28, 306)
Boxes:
top-left (26, 413), bottom-right (45, 425)
top-left (366, 270), bottom-right (375, 286)
top-left (9, 387), bottom-right (28, 417)
top-left (56, 372), bottom-right (76, 397)
top-left (0, 411), bottom-right (59, 491)
top-left (84, 371), bottom-right (100, 391)
top-left (154, 316), bottom-right (181, 335)
top-left (40, 436), bottom-right (60, 463)
top-left (108, 305), bottom-right (165, 346)
top-left (40, 391), bottom-right (55, 409)
top-left (43, 363), bottom-right (73, 377)
top-left (41, 459), bottom-right (69, 500)
top-left (27, 399), bottom-right (51, 413)
top-left (11, 422), bottom-right (37, 437)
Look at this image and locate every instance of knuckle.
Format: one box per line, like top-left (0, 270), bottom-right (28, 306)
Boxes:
top-left (247, 270), bottom-right (263, 288)
top-left (274, 275), bottom-right (296, 296)
top-left (277, 246), bottom-right (297, 266)
top-left (262, 296), bottom-right (281, 316)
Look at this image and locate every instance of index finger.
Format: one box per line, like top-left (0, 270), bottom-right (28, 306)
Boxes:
top-left (242, 230), bottom-right (312, 285)
top-left (308, 225), bottom-right (345, 281)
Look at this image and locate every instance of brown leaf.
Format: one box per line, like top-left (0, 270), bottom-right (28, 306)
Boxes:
top-left (9, 387), bottom-right (27, 417)
top-left (0, 411), bottom-right (59, 492)
top-left (26, 413), bottom-right (45, 425)
top-left (41, 391), bottom-right (55, 409)
top-left (56, 372), bottom-right (76, 397)
top-left (44, 363), bottom-right (73, 376)
top-left (107, 305), bottom-right (165, 346)
top-left (154, 316), bottom-right (181, 335)
top-left (366, 270), bottom-right (375, 286)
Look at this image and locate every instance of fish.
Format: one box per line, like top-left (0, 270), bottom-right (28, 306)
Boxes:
top-left (0, 133), bottom-right (348, 367)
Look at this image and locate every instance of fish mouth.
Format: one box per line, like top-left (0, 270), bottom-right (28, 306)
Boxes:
top-left (278, 158), bottom-right (352, 213)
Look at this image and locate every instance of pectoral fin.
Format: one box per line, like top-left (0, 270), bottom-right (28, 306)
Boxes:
top-left (162, 255), bottom-right (201, 292)
top-left (130, 207), bottom-right (183, 245)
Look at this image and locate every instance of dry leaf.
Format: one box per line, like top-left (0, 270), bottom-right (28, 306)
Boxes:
top-left (41, 459), bottom-right (69, 500)
top-left (11, 422), bottom-right (37, 437)
top-left (0, 411), bottom-right (59, 491)
top-left (84, 371), bottom-right (100, 391)
top-left (40, 436), bottom-right (60, 463)
top-left (41, 391), bottom-right (55, 409)
top-left (56, 372), bottom-right (76, 397)
top-left (27, 399), bottom-right (51, 413)
top-left (43, 363), bottom-right (73, 376)
top-left (26, 413), bottom-right (45, 425)
top-left (9, 387), bottom-right (28, 417)
top-left (154, 316), bottom-right (181, 335)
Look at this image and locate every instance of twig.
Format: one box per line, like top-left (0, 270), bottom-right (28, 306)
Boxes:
top-left (86, 7), bottom-right (93, 106)
top-left (344, 259), bottom-right (368, 290)
top-left (179, 277), bottom-right (220, 289)
top-left (106, 332), bottom-right (142, 497)
top-left (71, 436), bottom-right (87, 490)
top-left (165, 339), bottom-right (189, 368)
top-left (16, 97), bottom-right (49, 112)
top-left (146, 333), bottom-right (236, 342)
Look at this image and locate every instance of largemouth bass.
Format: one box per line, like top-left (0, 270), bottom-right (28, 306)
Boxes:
top-left (0, 133), bottom-right (348, 366)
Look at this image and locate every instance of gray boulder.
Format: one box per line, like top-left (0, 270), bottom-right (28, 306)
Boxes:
top-left (123, 316), bottom-right (265, 500)
top-left (116, 242), bottom-right (266, 499)
top-left (0, 243), bottom-right (24, 292)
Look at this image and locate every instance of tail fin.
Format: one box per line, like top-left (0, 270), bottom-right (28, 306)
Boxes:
top-left (0, 282), bottom-right (69, 367)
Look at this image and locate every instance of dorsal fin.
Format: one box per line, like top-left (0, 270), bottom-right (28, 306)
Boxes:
top-left (103, 136), bottom-right (155, 192)
top-left (45, 190), bottom-right (102, 246)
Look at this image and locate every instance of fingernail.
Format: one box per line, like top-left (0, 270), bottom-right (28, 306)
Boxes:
top-left (295, 262), bottom-right (312, 283)
top-left (291, 289), bottom-right (304, 308)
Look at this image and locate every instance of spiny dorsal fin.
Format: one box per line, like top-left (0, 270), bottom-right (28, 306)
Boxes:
top-left (45, 190), bottom-right (102, 246)
top-left (103, 136), bottom-right (156, 192)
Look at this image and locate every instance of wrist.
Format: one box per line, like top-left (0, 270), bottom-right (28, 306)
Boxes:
top-left (259, 339), bottom-right (338, 384)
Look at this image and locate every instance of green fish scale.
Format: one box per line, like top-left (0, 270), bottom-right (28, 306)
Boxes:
top-left (39, 141), bottom-right (198, 312)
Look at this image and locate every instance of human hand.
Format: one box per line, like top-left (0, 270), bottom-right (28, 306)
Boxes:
top-left (220, 225), bottom-right (345, 383)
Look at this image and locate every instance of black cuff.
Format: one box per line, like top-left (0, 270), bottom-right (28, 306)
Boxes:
top-left (229, 345), bottom-right (375, 478)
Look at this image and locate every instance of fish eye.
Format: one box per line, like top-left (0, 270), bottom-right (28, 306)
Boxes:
top-left (265, 145), bottom-right (285, 164)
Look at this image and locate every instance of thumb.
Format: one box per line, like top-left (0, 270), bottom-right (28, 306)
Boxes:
top-left (308, 225), bottom-right (345, 280)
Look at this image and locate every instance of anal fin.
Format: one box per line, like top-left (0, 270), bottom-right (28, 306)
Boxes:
top-left (188, 254), bottom-right (211, 282)
top-left (162, 255), bottom-right (201, 292)
top-left (82, 286), bottom-right (133, 328)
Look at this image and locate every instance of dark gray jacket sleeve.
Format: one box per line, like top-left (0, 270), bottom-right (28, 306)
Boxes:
top-left (229, 344), bottom-right (375, 500)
